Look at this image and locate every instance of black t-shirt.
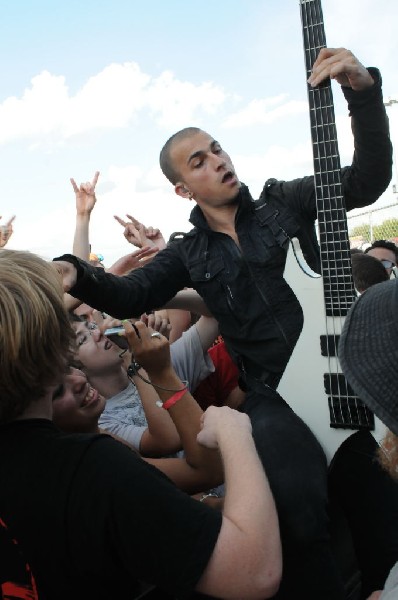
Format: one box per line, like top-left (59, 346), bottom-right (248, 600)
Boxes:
top-left (0, 419), bottom-right (222, 599)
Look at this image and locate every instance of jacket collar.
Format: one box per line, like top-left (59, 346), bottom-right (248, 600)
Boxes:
top-left (188, 183), bottom-right (254, 231)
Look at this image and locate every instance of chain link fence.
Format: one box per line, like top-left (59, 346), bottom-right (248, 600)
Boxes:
top-left (347, 199), bottom-right (398, 249)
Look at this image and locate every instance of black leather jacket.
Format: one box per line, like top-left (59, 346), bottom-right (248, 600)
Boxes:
top-left (63, 69), bottom-right (392, 384)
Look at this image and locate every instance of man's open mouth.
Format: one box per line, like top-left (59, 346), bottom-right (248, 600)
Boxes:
top-left (222, 171), bottom-right (235, 183)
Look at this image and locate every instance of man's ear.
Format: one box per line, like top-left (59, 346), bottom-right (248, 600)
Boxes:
top-left (175, 182), bottom-right (193, 200)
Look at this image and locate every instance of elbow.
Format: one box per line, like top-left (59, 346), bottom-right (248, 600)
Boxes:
top-left (251, 562), bottom-right (282, 600)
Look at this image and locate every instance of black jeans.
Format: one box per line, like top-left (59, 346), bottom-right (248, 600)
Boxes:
top-left (241, 383), bottom-right (345, 599)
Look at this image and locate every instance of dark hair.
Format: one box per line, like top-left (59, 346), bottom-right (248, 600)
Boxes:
top-left (365, 239), bottom-right (398, 262)
top-left (351, 252), bottom-right (389, 293)
top-left (159, 127), bottom-right (202, 185)
top-left (67, 312), bottom-right (85, 370)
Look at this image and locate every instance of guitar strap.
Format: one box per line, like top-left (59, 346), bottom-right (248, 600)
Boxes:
top-left (254, 178), bottom-right (300, 248)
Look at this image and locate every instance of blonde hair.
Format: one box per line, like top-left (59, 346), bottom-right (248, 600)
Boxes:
top-left (0, 250), bottom-right (74, 422)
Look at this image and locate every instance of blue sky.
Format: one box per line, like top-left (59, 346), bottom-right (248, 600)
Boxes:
top-left (1, 0), bottom-right (397, 265)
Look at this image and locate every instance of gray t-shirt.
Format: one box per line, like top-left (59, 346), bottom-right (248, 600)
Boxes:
top-left (379, 562), bottom-right (398, 599)
top-left (98, 325), bottom-right (214, 449)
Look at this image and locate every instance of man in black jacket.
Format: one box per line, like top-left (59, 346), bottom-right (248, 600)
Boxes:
top-left (56, 48), bottom-right (392, 599)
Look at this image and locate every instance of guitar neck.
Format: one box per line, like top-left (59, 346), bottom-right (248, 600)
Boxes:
top-left (300, 0), bottom-right (356, 315)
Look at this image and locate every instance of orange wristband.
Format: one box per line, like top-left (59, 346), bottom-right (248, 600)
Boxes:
top-left (162, 387), bottom-right (188, 410)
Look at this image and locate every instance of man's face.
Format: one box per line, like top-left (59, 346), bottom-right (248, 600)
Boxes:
top-left (171, 130), bottom-right (240, 209)
top-left (52, 368), bottom-right (106, 433)
top-left (367, 247), bottom-right (396, 276)
top-left (73, 321), bottom-right (123, 375)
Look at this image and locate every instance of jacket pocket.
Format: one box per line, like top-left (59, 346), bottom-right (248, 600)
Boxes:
top-left (187, 256), bottom-right (241, 325)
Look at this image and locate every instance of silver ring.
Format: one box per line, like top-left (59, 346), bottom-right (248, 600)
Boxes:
top-left (151, 332), bottom-right (161, 339)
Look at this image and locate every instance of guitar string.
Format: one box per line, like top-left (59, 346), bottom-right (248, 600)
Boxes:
top-left (311, 0), bottom-right (356, 427)
top-left (302, 0), bottom-right (337, 424)
top-left (310, 0), bottom-right (349, 425)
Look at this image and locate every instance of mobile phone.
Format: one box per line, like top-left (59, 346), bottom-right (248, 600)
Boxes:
top-left (104, 326), bottom-right (129, 350)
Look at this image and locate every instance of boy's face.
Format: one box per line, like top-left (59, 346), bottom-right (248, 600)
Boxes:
top-left (171, 130), bottom-right (240, 209)
top-left (52, 368), bottom-right (105, 433)
top-left (73, 321), bottom-right (123, 375)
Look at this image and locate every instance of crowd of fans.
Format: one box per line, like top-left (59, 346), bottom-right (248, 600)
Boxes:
top-left (0, 170), bottom-right (397, 599)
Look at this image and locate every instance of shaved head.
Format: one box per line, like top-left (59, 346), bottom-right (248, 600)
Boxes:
top-left (159, 127), bottom-right (203, 184)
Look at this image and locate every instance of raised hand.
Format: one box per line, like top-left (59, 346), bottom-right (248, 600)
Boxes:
top-left (123, 320), bottom-right (171, 375)
top-left (107, 246), bottom-right (159, 276)
top-left (0, 215), bottom-right (15, 248)
top-left (71, 171), bottom-right (100, 216)
top-left (114, 214), bottom-right (166, 250)
top-left (141, 312), bottom-right (172, 340)
top-left (308, 48), bottom-right (374, 91)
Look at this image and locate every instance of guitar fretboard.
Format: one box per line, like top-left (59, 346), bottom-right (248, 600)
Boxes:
top-left (300, 0), bottom-right (356, 316)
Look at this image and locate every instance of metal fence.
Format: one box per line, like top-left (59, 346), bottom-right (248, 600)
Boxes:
top-left (347, 200), bottom-right (398, 249)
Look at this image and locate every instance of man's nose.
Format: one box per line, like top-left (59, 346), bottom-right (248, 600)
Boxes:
top-left (211, 154), bottom-right (226, 170)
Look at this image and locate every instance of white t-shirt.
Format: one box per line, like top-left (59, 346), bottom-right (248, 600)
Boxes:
top-left (98, 325), bottom-right (214, 449)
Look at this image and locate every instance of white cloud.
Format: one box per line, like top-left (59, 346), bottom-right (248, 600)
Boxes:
top-left (146, 70), bottom-right (226, 128)
top-left (223, 95), bottom-right (308, 128)
top-left (0, 63), bottom-right (226, 145)
top-left (64, 63), bottom-right (150, 137)
top-left (0, 72), bottom-right (69, 143)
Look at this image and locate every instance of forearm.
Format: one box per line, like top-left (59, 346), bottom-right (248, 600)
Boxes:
top-left (196, 425), bottom-right (281, 598)
top-left (194, 316), bottom-right (219, 351)
top-left (221, 428), bottom-right (278, 544)
top-left (144, 368), bottom-right (223, 486)
top-left (163, 289), bottom-right (213, 316)
top-left (73, 214), bottom-right (91, 261)
top-left (133, 371), bottom-right (181, 457)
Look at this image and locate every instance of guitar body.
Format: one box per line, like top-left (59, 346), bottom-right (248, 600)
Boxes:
top-left (278, 242), bottom-right (386, 463)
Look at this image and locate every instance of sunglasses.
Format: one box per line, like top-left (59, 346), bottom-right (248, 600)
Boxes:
top-left (381, 259), bottom-right (396, 270)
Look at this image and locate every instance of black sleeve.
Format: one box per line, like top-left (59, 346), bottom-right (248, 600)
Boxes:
top-left (268, 67), bottom-right (392, 221)
top-left (69, 437), bottom-right (223, 599)
top-left (341, 67), bottom-right (392, 211)
top-left (55, 245), bottom-right (192, 319)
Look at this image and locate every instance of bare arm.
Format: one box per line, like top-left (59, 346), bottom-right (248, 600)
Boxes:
top-left (131, 370), bottom-right (182, 458)
top-left (195, 407), bottom-right (281, 599)
top-left (61, 172), bottom-right (100, 312)
top-left (194, 315), bottom-right (219, 352)
top-left (125, 321), bottom-right (281, 599)
top-left (71, 171), bottom-right (99, 261)
top-left (163, 288), bottom-right (213, 317)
